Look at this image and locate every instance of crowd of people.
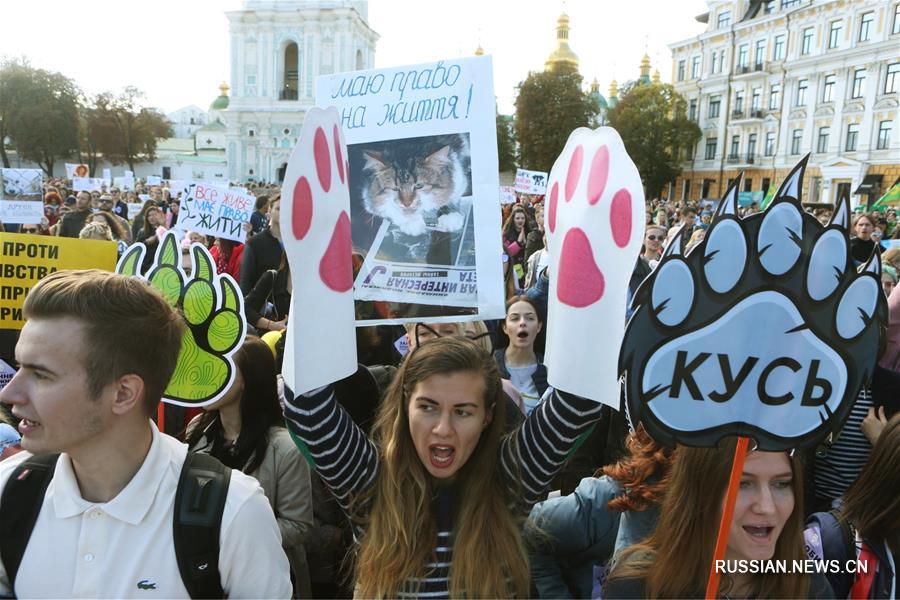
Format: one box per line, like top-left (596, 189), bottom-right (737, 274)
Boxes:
top-left (0, 175), bottom-right (897, 599)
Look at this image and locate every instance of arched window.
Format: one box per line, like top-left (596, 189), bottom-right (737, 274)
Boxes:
top-left (281, 42), bottom-right (299, 100)
top-left (356, 49), bottom-right (364, 70)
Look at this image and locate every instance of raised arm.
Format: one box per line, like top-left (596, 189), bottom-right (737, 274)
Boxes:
top-left (501, 389), bottom-right (604, 508)
top-left (283, 384), bottom-right (379, 516)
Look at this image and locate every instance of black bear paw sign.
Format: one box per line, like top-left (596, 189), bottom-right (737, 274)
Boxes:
top-left (620, 156), bottom-right (887, 451)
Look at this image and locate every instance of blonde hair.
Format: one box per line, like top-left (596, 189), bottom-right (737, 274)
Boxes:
top-left (79, 221), bottom-right (113, 241)
top-left (465, 320), bottom-right (492, 353)
top-left (353, 336), bottom-right (530, 598)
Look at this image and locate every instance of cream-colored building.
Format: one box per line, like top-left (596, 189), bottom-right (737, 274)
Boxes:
top-left (669, 0), bottom-right (899, 206)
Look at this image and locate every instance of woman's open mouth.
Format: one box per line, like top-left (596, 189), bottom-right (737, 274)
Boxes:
top-left (429, 445), bottom-right (455, 469)
top-left (742, 525), bottom-right (774, 540)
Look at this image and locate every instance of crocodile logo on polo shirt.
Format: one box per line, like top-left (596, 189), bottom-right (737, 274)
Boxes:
top-left (137, 579), bottom-right (157, 590)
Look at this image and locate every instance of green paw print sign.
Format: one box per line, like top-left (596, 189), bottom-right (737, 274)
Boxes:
top-left (116, 232), bottom-right (247, 406)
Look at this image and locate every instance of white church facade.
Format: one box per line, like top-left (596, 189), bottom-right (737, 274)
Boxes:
top-left (223, 0), bottom-right (378, 183)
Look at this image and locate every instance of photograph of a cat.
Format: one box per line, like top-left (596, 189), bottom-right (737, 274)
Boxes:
top-left (360, 135), bottom-right (470, 237)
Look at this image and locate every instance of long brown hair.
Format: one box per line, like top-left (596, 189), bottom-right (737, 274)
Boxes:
top-left (502, 205), bottom-right (532, 240)
top-left (608, 438), bottom-right (808, 599)
top-left (841, 414), bottom-right (900, 549)
top-left (353, 336), bottom-right (530, 598)
top-left (601, 425), bottom-right (674, 512)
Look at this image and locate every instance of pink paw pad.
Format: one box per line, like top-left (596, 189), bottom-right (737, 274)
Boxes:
top-left (555, 143), bottom-right (634, 308)
top-left (565, 145), bottom-right (583, 202)
top-left (333, 125), bottom-right (345, 184)
top-left (557, 228), bottom-right (605, 307)
top-left (292, 176), bottom-right (313, 240)
top-left (548, 182), bottom-right (559, 233)
top-left (319, 211), bottom-right (353, 292)
top-left (610, 189), bottom-right (633, 248)
top-left (313, 127), bottom-right (332, 193)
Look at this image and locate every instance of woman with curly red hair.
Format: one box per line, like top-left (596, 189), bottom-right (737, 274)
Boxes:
top-left (526, 425), bottom-right (674, 598)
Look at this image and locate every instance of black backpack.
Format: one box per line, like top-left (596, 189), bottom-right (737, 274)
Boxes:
top-left (0, 452), bottom-right (231, 599)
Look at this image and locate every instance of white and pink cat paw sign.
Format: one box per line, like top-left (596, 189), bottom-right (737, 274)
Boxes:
top-left (544, 127), bottom-right (645, 406)
top-left (315, 56), bottom-right (504, 324)
top-left (280, 107), bottom-right (357, 394)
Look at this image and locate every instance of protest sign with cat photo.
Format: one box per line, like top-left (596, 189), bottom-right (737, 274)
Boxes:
top-left (316, 55), bottom-right (503, 324)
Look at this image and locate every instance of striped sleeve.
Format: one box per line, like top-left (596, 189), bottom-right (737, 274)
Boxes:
top-left (814, 388), bottom-right (873, 503)
top-left (283, 384), bottom-right (379, 515)
top-left (501, 389), bottom-right (604, 507)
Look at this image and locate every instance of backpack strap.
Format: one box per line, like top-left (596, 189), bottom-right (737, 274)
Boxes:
top-left (0, 454), bottom-right (60, 591)
top-left (173, 452), bottom-right (231, 599)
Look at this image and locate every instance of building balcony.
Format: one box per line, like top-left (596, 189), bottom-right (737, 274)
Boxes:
top-left (726, 154), bottom-right (760, 165)
top-left (279, 88), bottom-right (299, 101)
top-left (732, 109), bottom-right (765, 122)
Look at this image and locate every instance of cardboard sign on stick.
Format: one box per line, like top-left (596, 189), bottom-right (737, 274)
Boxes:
top-left (514, 168), bottom-right (548, 195)
top-left (65, 163), bottom-right (89, 179)
top-left (620, 156), bottom-right (887, 451)
top-left (280, 107), bottom-right (357, 395)
top-left (72, 177), bottom-right (105, 192)
top-left (116, 231), bottom-right (247, 407)
top-left (174, 183), bottom-right (251, 243)
top-left (544, 127), bottom-right (646, 406)
top-left (0, 169), bottom-right (44, 223)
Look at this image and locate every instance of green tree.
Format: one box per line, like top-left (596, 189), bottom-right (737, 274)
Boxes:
top-left (607, 83), bottom-right (701, 198)
top-left (514, 67), bottom-right (597, 173)
top-left (0, 58), bottom-right (81, 174)
top-left (80, 95), bottom-right (119, 175)
top-left (496, 113), bottom-right (516, 172)
top-left (96, 87), bottom-right (173, 172)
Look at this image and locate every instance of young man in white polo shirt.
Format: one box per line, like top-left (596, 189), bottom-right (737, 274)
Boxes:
top-left (0, 270), bottom-right (292, 598)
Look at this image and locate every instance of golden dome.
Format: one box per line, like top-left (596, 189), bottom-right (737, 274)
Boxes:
top-left (639, 53), bottom-right (651, 78)
top-left (609, 79), bottom-right (619, 98)
top-left (545, 12), bottom-right (579, 72)
top-left (218, 81), bottom-right (230, 96)
top-left (651, 69), bottom-right (661, 84)
top-left (590, 77), bottom-right (600, 93)
top-left (475, 45), bottom-right (484, 56)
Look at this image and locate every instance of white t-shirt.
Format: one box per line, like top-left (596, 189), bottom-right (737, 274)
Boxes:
top-left (0, 421), bottom-right (292, 599)
top-left (507, 363), bottom-right (541, 414)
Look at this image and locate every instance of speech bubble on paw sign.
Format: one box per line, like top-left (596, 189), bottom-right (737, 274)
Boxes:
top-left (620, 156), bottom-right (887, 451)
top-left (280, 107), bottom-right (357, 395)
top-left (544, 127), bottom-right (645, 406)
top-left (116, 231), bottom-right (247, 406)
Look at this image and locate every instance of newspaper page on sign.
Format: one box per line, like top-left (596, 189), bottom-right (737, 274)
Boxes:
top-left (316, 55), bottom-right (503, 324)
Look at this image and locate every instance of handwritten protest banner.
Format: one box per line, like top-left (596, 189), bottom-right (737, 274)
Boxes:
top-left (65, 163), bottom-right (89, 179)
top-left (113, 176), bottom-right (135, 191)
top-left (499, 185), bottom-right (517, 205)
top-left (316, 55), bottom-right (503, 324)
top-left (0, 169), bottom-right (44, 224)
top-left (514, 168), bottom-right (548, 195)
top-left (102, 168), bottom-right (112, 184)
top-left (174, 183), bottom-right (251, 243)
top-left (127, 202), bottom-right (145, 217)
top-left (73, 177), bottom-right (105, 192)
top-left (0, 233), bottom-right (117, 329)
top-left (147, 175), bottom-right (162, 186)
